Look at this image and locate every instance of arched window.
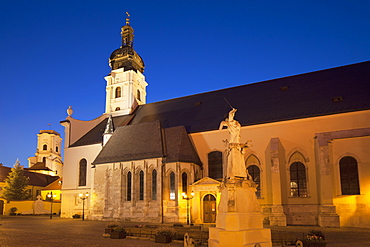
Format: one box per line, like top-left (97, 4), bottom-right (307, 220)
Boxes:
top-left (127, 172), bottom-right (132, 201)
top-left (247, 165), bottom-right (261, 198)
top-left (56, 146), bottom-right (59, 153)
top-left (43, 144), bottom-right (47, 150)
top-left (290, 162), bottom-right (307, 197)
top-left (208, 151), bottom-right (223, 180)
top-left (152, 170), bottom-right (157, 200)
top-left (182, 172), bottom-right (188, 194)
top-left (115, 107), bottom-right (120, 111)
top-left (170, 172), bottom-right (175, 200)
top-left (340, 156), bottom-right (360, 195)
top-left (137, 89), bottom-right (141, 101)
top-left (78, 159), bottom-right (87, 186)
top-left (115, 87), bottom-right (121, 98)
top-left (139, 170), bottom-right (144, 200)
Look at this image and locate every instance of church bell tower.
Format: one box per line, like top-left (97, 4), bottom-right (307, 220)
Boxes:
top-left (105, 13), bottom-right (148, 116)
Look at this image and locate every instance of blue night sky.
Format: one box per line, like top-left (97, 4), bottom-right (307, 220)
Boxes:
top-left (0, 1), bottom-right (369, 168)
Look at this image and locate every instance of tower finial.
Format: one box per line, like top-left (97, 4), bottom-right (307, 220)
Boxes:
top-left (126, 12), bottom-right (130, 25)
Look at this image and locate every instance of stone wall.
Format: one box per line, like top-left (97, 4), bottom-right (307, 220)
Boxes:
top-left (90, 160), bottom-right (201, 223)
top-left (284, 204), bottom-right (319, 225)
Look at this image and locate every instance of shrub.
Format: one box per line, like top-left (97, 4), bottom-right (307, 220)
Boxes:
top-left (300, 230), bottom-right (326, 247)
top-left (155, 226), bottom-right (175, 236)
top-left (113, 227), bottom-right (126, 232)
top-left (106, 223), bottom-right (119, 229)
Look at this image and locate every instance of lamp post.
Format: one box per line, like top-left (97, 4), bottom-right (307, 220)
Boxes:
top-left (47, 192), bottom-right (56, 219)
top-left (182, 191), bottom-right (194, 225)
top-left (79, 192), bottom-right (89, 221)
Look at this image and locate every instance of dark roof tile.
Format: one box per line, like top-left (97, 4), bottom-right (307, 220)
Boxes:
top-left (0, 166), bottom-right (59, 187)
top-left (71, 61), bottom-right (370, 146)
top-left (164, 126), bottom-right (202, 165)
top-left (93, 121), bottom-right (163, 164)
top-left (93, 121), bottom-right (202, 165)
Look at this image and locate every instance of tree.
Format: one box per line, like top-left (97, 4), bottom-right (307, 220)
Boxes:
top-left (3, 159), bottom-right (30, 200)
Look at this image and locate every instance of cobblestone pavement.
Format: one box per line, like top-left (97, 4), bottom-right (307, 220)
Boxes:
top-left (1, 216), bottom-right (370, 247)
top-left (0, 216), bottom-right (183, 247)
top-left (269, 225), bottom-right (370, 247)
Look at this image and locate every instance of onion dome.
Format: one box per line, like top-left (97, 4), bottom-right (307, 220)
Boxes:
top-left (109, 13), bottom-right (145, 73)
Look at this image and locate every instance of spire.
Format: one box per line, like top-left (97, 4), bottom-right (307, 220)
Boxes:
top-left (104, 115), bottom-right (114, 135)
top-left (103, 115), bottom-right (114, 146)
top-left (121, 12), bottom-right (134, 47)
top-left (125, 11), bottom-right (130, 25)
top-left (109, 13), bottom-right (144, 72)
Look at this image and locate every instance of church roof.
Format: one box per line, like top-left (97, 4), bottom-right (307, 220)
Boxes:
top-left (163, 125), bottom-right (202, 165)
top-left (92, 121), bottom-right (201, 165)
top-left (71, 61), bottom-right (370, 147)
top-left (39, 130), bottom-right (60, 136)
top-left (130, 61), bottom-right (370, 133)
top-left (0, 166), bottom-right (59, 187)
top-left (25, 162), bottom-right (52, 171)
top-left (42, 178), bottom-right (62, 190)
top-left (70, 114), bottom-right (133, 147)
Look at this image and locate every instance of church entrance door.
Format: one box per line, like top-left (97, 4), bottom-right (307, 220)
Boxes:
top-left (203, 194), bottom-right (216, 223)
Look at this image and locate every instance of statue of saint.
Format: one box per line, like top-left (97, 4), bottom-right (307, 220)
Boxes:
top-left (219, 108), bottom-right (241, 143)
top-left (219, 108), bottom-right (250, 178)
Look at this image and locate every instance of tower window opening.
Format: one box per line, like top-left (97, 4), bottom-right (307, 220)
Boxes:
top-left (115, 87), bottom-right (122, 98)
top-left (43, 144), bottom-right (47, 150)
top-left (137, 89), bottom-right (141, 101)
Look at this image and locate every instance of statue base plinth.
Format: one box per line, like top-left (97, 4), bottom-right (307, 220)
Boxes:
top-left (208, 178), bottom-right (272, 247)
top-left (209, 227), bottom-right (271, 247)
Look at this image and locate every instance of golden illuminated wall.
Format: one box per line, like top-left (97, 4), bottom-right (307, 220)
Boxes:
top-left (190, 110), bottom-right (370, 227)
top-left (331, 135), bottom-right (370, 228)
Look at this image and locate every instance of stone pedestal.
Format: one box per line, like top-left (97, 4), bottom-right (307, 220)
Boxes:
top-left (208, 178), bottom-right (272, 247)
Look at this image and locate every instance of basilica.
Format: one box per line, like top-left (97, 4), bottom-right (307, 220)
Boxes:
top-left (60, 17), bottom-right (370, 228)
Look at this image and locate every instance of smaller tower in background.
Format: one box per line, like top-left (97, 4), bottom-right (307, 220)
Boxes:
top-left (27, 130), bottom-right (63, 176)
top-left (105, 13), bottom-right (148, 116)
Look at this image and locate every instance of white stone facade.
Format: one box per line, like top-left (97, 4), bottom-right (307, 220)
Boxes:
top-left (28, 130), bottom-right (63, 176)
top-left (104, 69), bottom-right (147, 116)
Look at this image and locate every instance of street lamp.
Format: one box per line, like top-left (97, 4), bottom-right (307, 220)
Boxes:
top-left (47, 192), bottom-right (56, 219)
top-left (78, 192), bottom-right (89, 221)
top-left (182, 191), bottom-right (195, 225)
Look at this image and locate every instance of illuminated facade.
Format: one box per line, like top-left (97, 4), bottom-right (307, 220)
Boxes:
top-left (60, 19), bottom-right (370, 228)
top-left (27, 130), bottom-right (63, 176)
top-left (0, 161), bottom-right (60, 215)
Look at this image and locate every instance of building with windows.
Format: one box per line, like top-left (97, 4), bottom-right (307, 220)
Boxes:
top-left (27, 130), bottom-right (63, 177)
top-left (0, 130), bottom-right (62, 215)
top-left (0, 161), bottom-right (60, 215)
top-left (60, 19), bottom-right (370, 228)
